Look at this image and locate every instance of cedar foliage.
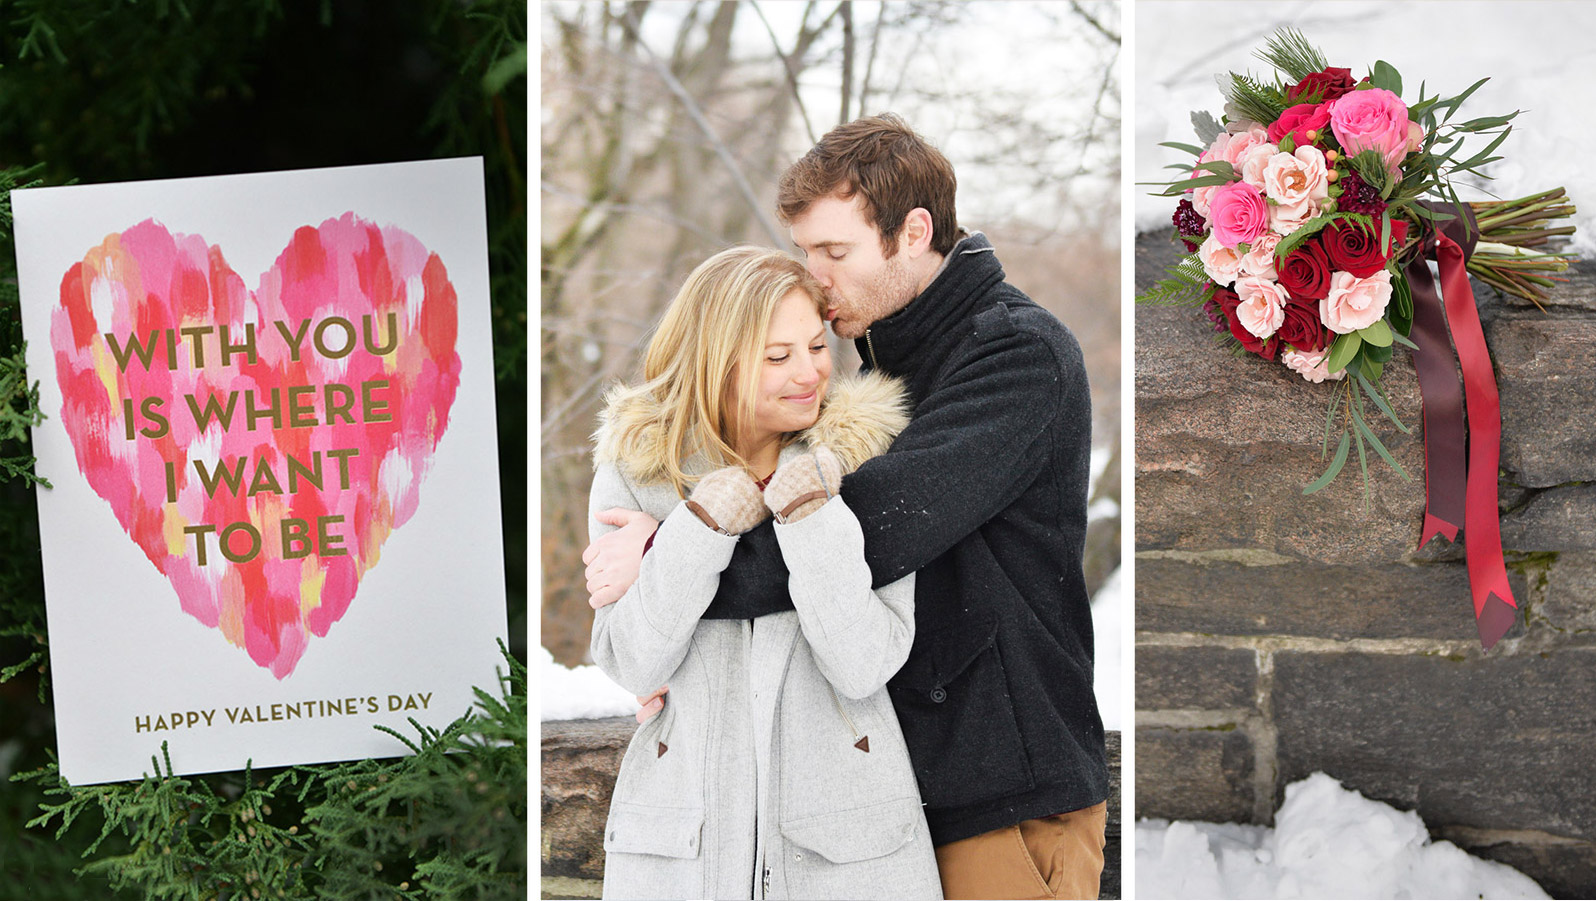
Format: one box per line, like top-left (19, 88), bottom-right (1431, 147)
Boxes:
top-left (0, 3), bottom-right (526, 897)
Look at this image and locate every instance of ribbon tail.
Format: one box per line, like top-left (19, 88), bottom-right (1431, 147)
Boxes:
top-left (1403, 255), bottom-right (1467, 548)
top-left (1434, 229), bottom-right (1519, 649)
top-left (1420, 513), bottom-right (1460, 546)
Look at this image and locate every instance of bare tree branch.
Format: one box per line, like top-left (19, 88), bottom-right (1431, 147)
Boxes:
top-left (839, 1), bottom-right (854, 127)
top-left (857, 0), bottom-right (883, 117)
top-left (750, 0), bottom-right (818, 144)
top-left (1069, 1), bottom-right (1120, 45)
top-left (619, 4), bottom-right (785, 247)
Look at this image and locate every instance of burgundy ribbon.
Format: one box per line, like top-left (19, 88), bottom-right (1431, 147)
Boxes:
top-left (1404, 203), bottom-right (1518, 649)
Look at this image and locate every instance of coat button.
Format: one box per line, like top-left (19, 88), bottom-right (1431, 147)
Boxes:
top-left (930, 687), bottom-right (947, 703)
top-left (608, 831), bottom-right (616, 842)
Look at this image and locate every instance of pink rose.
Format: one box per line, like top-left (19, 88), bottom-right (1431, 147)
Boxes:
top-left (1267, 103), bottom-right (1332, 147)
top-left (1330, 88), bottom-right (1414, 173)
top-left (1320, 269), bottom-right (1393, 334)
top-left (1199, 233), bottom-right (1243, 284)
top-left (1235, 276), bottom-right (1288, 339)
top-left (1192, 181), bottom-right (1220, 219)
top-left (1208, 182), bottom-right (1269, 248)
top-left (1239, 231), bottom-right (1282, 280)
top-left (1282, 347), bottom-right (1345, 383)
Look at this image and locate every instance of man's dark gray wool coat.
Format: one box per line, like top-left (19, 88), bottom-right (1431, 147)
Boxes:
top-left (702, 232), bottom-right (1108, 846)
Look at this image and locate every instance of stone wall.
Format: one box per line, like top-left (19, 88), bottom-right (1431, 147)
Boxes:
top-left (541, 718), bottom-right (1121, 899)
top-left (1135, 229), bottom-right (1596, 898)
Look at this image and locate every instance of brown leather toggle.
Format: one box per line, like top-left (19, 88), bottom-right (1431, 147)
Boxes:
top-left (854, 736), bottom-right (870, 753)
top-left (684, 500), bottom-right (728, 534)
top-left (657, 741), bottom-right (668, 758)
top-left (777, 490), bottom-right (831, 522)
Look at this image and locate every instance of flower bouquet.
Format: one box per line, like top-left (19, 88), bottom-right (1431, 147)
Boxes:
top-left (1139, 29), bottom-right (1578, 649)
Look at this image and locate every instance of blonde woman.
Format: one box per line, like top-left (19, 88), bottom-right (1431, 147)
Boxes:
top-left (588, 246), bottom-right (942, 900)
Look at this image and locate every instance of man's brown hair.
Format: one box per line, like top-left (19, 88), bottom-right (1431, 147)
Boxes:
top-left (776, 113), bottom-right (958, 257)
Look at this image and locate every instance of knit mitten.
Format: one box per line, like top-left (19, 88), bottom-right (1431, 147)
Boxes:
top-left (686, 467), bottom-right (768, 535)
top-left (765, 446), bottom-right (843, 524)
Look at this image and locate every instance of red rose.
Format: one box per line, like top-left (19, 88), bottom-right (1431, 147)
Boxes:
top-left (1323, 219), bottom-right (1398, 278)
top-left (1217, 285), bottom-right (1280, 360)
top-left (1277, 296), bottom-right (1330, 351)
top-left (1277, 239), bottom-right (1333, 301)
top-left (1267, 103), bottom-right (1332, 146)
top-left (1288, 67), bottom-right (1356, 103)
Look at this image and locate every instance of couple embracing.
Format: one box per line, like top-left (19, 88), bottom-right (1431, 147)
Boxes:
top-left (581, 114), bottom-right (1108, 901)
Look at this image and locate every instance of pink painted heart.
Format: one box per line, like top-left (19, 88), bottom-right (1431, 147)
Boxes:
top-left (50, 213), bottom-right (461, 679)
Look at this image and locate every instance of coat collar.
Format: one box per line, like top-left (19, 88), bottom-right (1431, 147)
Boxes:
top-left (855, 231), bottom-right (1005, 375)
top-left (593, 371), bottom-right (909, 487)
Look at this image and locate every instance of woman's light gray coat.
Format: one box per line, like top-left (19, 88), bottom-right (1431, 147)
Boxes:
top-left (589, 373), bottom-right (942, 901)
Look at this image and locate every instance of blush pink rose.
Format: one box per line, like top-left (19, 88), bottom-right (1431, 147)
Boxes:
top-left (1210, 124), bottom-right (1271, 169)
top-left (1192, 181), bottom-right (1221, 219)
top-left (1320, 269), bottom-right (1393, 334)
top-left (1267, 103), bottom-right (1332, 146)
top-left (1237, 143), bottom-right (1277, 191)
top-left (1282, 347), bottom-right (1345, 383)
top-left (1239, 231), bottom-right (1282, 280)
top-left (1270, 196), bottom-right (1320, 236)
top-left (1235, 276), bottom-right (1289, 338)
top-left (1208, 182), bottom-right (1269, 248)
top-left (1330, 88), bottom-right (1414, 173)
top-left (1199, 233), bottom-right (1243, 284)
top-left (1263, 146), bottom-right (1330, 208)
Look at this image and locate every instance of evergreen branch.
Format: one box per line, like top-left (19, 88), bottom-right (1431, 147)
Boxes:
top-left (1135, 253), bottom-right (1212, 306)
top-left (1255, 27), bottom-right (1328, 82)
top-left (1222, 71), bottom-right (1287, 126)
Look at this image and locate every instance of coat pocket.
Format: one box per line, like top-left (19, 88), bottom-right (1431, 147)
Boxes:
top-left (888, 614), bottom-right (1035, 809)
top-left (603, 801), bottom-right (706, 859)
top-left (780, 796), bottom-right (921, 863)
top-left (777, 798), bottom-right (942, 900)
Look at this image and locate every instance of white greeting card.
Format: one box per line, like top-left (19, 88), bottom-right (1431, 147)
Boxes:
top-left (13, 159), bottom-right (508, 784)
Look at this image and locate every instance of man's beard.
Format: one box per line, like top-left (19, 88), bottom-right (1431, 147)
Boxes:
top-left (829, 254), bottom-right (919, 340)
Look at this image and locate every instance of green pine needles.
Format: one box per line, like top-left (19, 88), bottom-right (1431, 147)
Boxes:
top-left (1138, 253), bottom-right (1212, 307)
top-left (1221, 72), bottom-right (1286, 129)
top-left (14, 644), bottom-right (527, 901)
top-left (1254, 28), bottom-right (1329, 83)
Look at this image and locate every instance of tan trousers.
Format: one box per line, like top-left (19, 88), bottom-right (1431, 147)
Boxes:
top-left (933, 802), bottom-right (1108, 900)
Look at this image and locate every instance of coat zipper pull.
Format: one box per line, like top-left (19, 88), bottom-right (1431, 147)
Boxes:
top-left (864, 328), bottom-right (880, 369)
top-left (827, 685), bottom-right (869, 752)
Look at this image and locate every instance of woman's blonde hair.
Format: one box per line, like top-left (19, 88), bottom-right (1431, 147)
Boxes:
top-left (609, 245), bottom-right (827, 494)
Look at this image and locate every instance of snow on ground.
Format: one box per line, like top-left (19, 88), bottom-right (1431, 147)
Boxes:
top-left (1137, 773), bottom-right (1549, 899)
top-left (539, 644), bottom-right (637, 721)
top-left (1090, 566), bottom-right (1122, 731)
top-left (1136, 1), bottom-right (1596, 255)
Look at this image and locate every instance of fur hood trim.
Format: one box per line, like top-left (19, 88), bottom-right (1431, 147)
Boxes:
top-left (593, 371), bottom-right (910, 485)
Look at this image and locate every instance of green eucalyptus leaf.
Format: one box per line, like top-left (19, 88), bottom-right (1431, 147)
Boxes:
top-left (1371, 60), bottom-right (1403, 96)
top-left (1348, 394), bottom-right (1410, 479)
top-left (1390, 273), bottom-right (1415, 336)
top-left (1356, 372), bottom-right (1410, 433)
top-left (1360, 319), bottom-right (1393, 348)
top-left (1304, 430), bottom-right (1351, 494)
top-left (1326, 331), bottom-right (1361, 375)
